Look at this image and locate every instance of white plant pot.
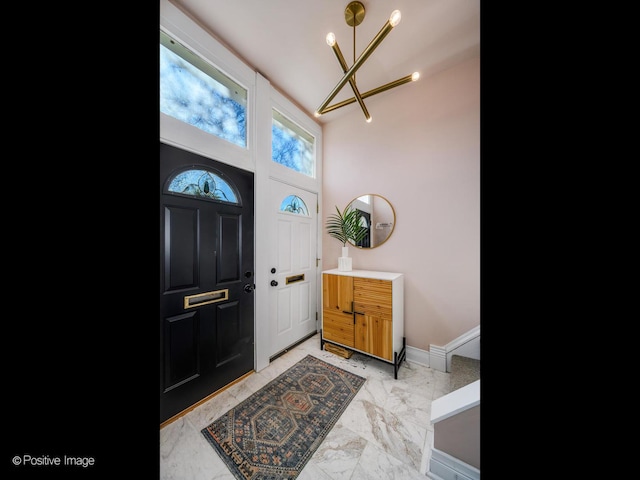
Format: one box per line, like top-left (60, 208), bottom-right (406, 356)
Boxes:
top-left (338, 246), bottom-right (352, 271)
top-left (338, 257), bottom-right (352, 271)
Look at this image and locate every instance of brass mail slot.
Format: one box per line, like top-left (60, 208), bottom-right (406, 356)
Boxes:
top-left (184, 289), bottom-right (229, 309)
top-left (286, 274), bottom-right (305, 285)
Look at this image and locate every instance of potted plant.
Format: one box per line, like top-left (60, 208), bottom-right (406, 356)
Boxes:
top-left (326, 205), bottom-right (369, 270)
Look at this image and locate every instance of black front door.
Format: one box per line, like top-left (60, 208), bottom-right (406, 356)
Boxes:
top-left (160, 142), bottom-right (254, 423)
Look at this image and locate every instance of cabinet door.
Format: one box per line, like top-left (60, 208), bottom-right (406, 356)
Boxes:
top-left (323, 274), bottom-right (354, 313)
top-left (322, 274), bottom-right (355, 347)
top-left (353, 278), bottom-right (393, 317)
top-left (354, 314), bottom-right (393, 360)
top-left (322, 310), bottom-right (355, 347)
top-left (353, 278), bottom-right (393, 360)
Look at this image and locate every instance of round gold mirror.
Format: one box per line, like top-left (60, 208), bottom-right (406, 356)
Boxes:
top-left (346, 194), bottom-right (396, 249)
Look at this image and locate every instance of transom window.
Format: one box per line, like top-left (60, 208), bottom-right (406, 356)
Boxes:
top-left (272, 109), bottom-right (315, 177)
top-left (167, 168), bottom-right (239, 204)
top-left (160, 30), bottom-right (247, 148)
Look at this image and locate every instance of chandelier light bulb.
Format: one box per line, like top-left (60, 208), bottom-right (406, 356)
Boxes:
top-left (389, 10), bottom-right (401, 27)
top-left (366, 116), bottom-right (372, 123)
top-left (326, 33), bottom-right (336, 47)
top-left (411, 72), bottom-right (420, 81)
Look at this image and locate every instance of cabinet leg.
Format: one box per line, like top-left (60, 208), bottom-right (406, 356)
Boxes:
top-left (393, 337), bottom-right (407, 379)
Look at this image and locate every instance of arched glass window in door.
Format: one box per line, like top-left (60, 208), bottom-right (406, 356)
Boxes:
top-left (279, 195), bottom-right (309, 215)
top-left (166, 168), bottom-right (239, 204)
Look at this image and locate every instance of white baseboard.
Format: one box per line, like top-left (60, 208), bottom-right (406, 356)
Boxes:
top-left (428, 326), bottom-right (481, 373)
top-left (428, 448), bottom-right (480, 480)
top-left (405, 325), bottom-right (480, 373)
top-left (429, 345), bottom-right (447, 372)
top-left (405, 344), bottom-right (430, 367)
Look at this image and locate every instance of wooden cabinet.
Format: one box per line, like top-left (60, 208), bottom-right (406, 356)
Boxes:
top-left (321, 269), bottom-right (405, 378)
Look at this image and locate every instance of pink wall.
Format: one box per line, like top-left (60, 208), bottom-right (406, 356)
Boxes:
top-left (322, 56), bottom-right (480, 351)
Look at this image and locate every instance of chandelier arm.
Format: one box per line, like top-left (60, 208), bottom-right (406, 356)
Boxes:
top-left (329, 40), bottom-right (370, 121)
top-left (315, 18), bottom-right (396, 115)
top-left (319, 74), bottom-right (418, 115)
top-left (353, 19), bottom-right (356, 85)
top-left (359, 74), bottom-right (418, 98)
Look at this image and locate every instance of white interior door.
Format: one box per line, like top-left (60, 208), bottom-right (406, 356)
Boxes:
top-left (268, 180), bottom-right (318, 358)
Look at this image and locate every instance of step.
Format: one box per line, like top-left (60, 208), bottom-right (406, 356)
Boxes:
top-left (450, 355), bottom-right (480, 392)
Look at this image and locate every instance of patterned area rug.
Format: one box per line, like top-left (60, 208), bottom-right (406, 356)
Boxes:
top-left (201, 354), bottom-right (366, 479)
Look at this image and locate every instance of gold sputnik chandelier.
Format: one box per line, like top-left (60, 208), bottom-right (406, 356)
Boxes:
top-left (314, 1), bottom-right (420, 122)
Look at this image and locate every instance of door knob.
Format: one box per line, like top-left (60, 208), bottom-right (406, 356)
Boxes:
top-left (244, 284), bottom-right (254, 293)
top-left (270, 280), bottom-right (278, 287)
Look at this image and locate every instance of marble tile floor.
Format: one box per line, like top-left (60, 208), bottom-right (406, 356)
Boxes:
top-left (160, 333), bottom-right (453, 479)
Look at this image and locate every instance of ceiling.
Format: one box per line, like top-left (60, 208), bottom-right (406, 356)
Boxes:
top-left (169, 0), bottom-right (480, 125)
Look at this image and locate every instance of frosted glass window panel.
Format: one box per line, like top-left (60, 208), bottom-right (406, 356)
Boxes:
top-left (160, 31), bottom-right (247, 148)
top-left (167, 169), bottom-right (239, 204)
top-left (272, 109), bottom-right (315, 177)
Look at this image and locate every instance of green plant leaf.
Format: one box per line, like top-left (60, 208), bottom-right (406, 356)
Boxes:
top-left (325, 205), bottom-right (369, 247)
